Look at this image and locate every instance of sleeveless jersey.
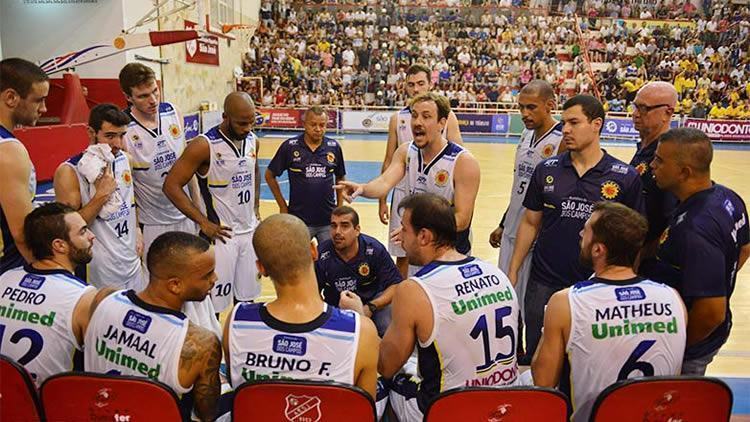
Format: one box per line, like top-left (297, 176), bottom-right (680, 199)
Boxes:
top-left (197, 126), bottom-right (258, 234)
top-left (565, 278), bottom-right (686, 421)
top-left (412, 257), bottom-right (519, 411)
top-left (228, 302), bottom-right (359, 388)
top-left (504, 123), bottom-right (563, 237)
top-left (0, 127), bottom-right (36, 274)
top-left (124, 103), bottom-right (188, 225)
top-left (394, 107), bottom-right (413, 192)
top-left (85, 290), bottom-right (191, 395)
top-left (0, 266), bottom-right (94, 386)
top-left (64, 152), bottom-right (140, 288)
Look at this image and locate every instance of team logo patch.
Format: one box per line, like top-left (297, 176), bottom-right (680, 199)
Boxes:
top-left (459, 264), bottom-right (483, 279)
top-left (358, 263), bottom-right (371, 277)
top-left (284, 394), bottom-right (322, 422)
top-left (19, 274), bottom-right (45, 290)
top-left (326, 152), bottom-right (335, 164)
top-left (635, 161), bottom-right (648, 176)
top-left (435, 169), bottom-right (449, 187)
top-left (659, 227), bottom-right (670, 245)
top-left (615, 286), bottom-right (646, 302)
top-left (131, 134), bottom-right (140, 142)
top-left (542, 143), bottom-right (555, 158)
top-left (545, 175), bottom-right (554, 184)
top-left (168, 124), bottom-right (181, 138)
top-left (248, 146), bottom-right (256, 158)
top-left (122, 170), bottom-right (132, 184)
top-left (293, 150), bottom-right (300, 158)
top-left (273, 334), bottom-right (307, 356)
top-left (123, 310), bottom-right (152, 334)
top-left (600, 181), bottom-right (620, 200)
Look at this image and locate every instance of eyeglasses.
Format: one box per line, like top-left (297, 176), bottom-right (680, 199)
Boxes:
top-left (634, 103), bottom-right (671, 113)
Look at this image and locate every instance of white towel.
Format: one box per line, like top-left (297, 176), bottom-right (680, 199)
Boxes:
top-left (76, 144), bottom-right (124, 219)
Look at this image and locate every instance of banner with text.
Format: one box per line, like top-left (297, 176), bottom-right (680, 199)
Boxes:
top-left (258, 108), bottom-right (339, 129)
top-left (684, 118), bottom-right (750, 142)
top-left (341, 111), bottom-right (392, 131)
top-left (185, 20), bottom-right (219, 66)
top-left (601, 117), bottom-right (679, 138)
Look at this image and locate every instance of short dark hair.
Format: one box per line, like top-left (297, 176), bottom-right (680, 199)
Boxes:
top-left (304, 105), bottom-right (327, 121)
top-left (411, 92), bottom-right (451, 121)
top-left (0, 58), bottom-right (49, 98)
top-left (89, 103), bottom-right (131, 132)
top-left (406, 64), bottom-right (431, 79)
top-left (118, 63), bottom-right (156, 96)
top-left (563, 94), bottom-right (605, 133)
top-left (331, 205), bottom-right (359, 227)
top-left (24, 202), bottom-right (76, 261)
top-left (591, 202), bottom-right (648, 267)
top-left (657, 127), bottom-right (713, 173)
top-left (398, 193), bottom-right (456, 249)
top-left (147, 232), bottom-right (210, 275)
top-left (520, 80), bottom-right (556, 102)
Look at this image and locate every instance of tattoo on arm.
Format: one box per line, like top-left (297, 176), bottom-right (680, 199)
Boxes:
top-left (182, 323), bottom-right (221, 421)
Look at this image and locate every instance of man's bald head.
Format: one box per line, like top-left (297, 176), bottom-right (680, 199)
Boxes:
top-left (253, 214), bottom-right (314, 283)
top-left (224, 91), bottom-right (255, 116)
top-left (637, 81), bottom-right (678, 109)
top-left (520, 80), bottom-right (556, 102)
top-left (222, 91), bottom-right (256, 140)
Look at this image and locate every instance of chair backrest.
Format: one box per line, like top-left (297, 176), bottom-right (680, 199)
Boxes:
top-left (232, 379), bottom-right (376, 422)
top-left (424, 386), bottom-right (571, 422)
top-left (590, 376), bottom-right (733, 422)
top-left (40, 372), bottom-right (184, 421)
top-left (0, 354), bottom-right (43, 422)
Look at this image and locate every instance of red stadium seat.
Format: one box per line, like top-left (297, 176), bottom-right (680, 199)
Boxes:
top-left (590, 376), bottom-right (733, 422)
top-left (232, 379), bottom-right (376, 422)
top-left (40, 372), bottom-right (183, 421)
top-left (424, 386), bottom-right (571, 422)
top-left (0, 354), bottom-right (43, 421)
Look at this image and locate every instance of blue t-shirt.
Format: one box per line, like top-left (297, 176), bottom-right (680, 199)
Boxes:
top-left (267, 134), bottom-right (346, 227)
top-left (523, 151), bottom-right (645, 287)
top-left (629, 140), bottom-right (678, 242)
top-left (640, 184), bottom-right (749, 359)
top-left (315, 234), bottom-right (402, 305)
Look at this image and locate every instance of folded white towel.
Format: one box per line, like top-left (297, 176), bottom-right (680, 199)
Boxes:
top-left (76, 144), bottom-right (124, 219)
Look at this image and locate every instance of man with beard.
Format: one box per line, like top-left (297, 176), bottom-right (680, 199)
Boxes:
top-left (164, 92), bottom-right (262, 313)
top-left (0, 58), bottom-right (49, 274)
top-left (0, 203), bottom-right (98, 386)
top-left (532, 202), bottom-right (686, 422)
top-left (336, 92), bottom-right (480, 255)
top-left (380, 64), bottom-right (463, 277)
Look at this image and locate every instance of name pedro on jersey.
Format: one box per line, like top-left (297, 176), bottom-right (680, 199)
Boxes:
top-left (452, 274), bottom-right (514, 315)
top-left (592, 303), bottom-right (679, 339)
top-left (94, 325), bottom-right (161, 379)
top-left (0, 288), bottom-right (56, 326)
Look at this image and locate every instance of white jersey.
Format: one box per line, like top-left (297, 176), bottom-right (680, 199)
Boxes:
top-left (393, 107), bottom-right (413, 192)
top-left (85, 290), bottom-right (191, 395)
top-left (565, 278), bottom-right (686, 421)
top-left (124, 102), bottom-right (188, 226)
top-left (412, 257), bottom-right (519, 408)
top-left (63, 151), bottom-right (141, 288)
top-left (227, 302), bottom-right (360, 388)
top-left (503, 123), bottom-right (563, 237)
top-left (0, 266), bottom-right (94, 386)
top-left (197, 125), bottom-right (258, 234)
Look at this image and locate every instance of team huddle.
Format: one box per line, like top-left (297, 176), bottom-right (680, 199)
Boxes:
top-left (0, 57), bottom-right (748, 421)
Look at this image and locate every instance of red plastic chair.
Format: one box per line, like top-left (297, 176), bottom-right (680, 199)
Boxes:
top-left (424, 386), bottom-right (571, 422)
top-left (232, 379), bottom-right (376, 422)
top-left (590, 376), bottom-right (733, 422)
top-left (40, 372), bottom-right (184, 421)
top-left (0, 354), bottom-right (43, 421)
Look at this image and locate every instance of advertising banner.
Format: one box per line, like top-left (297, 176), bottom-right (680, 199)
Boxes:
top-left (601, 118), bottom-right (679, 138)
top-left (492, 114), bottom-right (510, 134)
top-left (183, 113), bottom-right (200, 140)
top-left (341, 111), bottom-right (392, 131)
top-left (185, 20), bottom-right (219, 66)
top-left (684, 118), bottom-right (750, 141)
top-left (456, 113), bottom-right (494, 133)
top-left (259, 108), bottom-right (302, 128)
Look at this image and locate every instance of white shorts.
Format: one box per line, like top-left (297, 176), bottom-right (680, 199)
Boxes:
top-left (183, 296), bottom-right (222, 339)
top-left (498, 234), bottom-right (533, 316)
top-left (389, 373), bottom-right (424, 422)
top-left (388, 187), bottom-right (408, 258)
top-left (212, 231), bottom-right (260, 313)
top-left (141, 217), bottom-right (197, 257)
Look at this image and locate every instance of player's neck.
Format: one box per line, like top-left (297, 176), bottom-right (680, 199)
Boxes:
top-left (422, 137), bottom-right (448, 162)
top-left (429, 246), bottom-right (465, 263)
top-left (335, 239), bottom-right (360, 262)
top-left (640, 125), bottom-right (670, 148)
top-left (0, 110), bottom-right (15, 131)
top-left (33, 257), bottom-right (75, 273)
top-left (595, 264), bottom-right (636, 281)
top-left (675, 177), bottom-right (713, 202)
top-left (303, 133), bottom-right (323, 150)
top-left (267, 277), bottom-right (326, 323)
top-left (534, 117), bottom-right (557, 139)
top-left (131, 107), bottom-right (158, 128)
top-left (137, 286), bottom-right (183, 313)
top-left (570, 144), bottom-right (604, 175)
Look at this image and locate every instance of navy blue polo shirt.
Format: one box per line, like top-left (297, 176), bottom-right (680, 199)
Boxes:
top-left (267, 134), bottom-right (346, 226)
top-left (629, 140), bottom-right (679, 242)
top-left (640, 184), bottom-right (749, 359)
top-left (315, 234), bottom-right (402, 305)
top-left (523, 151), bottom-right (645, 288)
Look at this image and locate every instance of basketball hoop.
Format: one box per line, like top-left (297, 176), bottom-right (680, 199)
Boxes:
top-left (223, 22), bottom-right (257, 46)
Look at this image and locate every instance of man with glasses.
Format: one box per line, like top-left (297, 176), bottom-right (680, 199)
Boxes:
top-left (629, 82), bottom-right (679, 257)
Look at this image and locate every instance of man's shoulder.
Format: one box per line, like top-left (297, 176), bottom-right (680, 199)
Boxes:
top-left (317, 240), bottom-right (335, 262)
top-left (322, 136), bottom-right (341, 149)
top-left (360, 234), bottom-right (387, 255)
top-left (602, 153), bottom-right (640, 180)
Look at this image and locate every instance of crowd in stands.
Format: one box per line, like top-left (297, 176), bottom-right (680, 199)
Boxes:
top-left (240, 0), bottom-right (750, 118)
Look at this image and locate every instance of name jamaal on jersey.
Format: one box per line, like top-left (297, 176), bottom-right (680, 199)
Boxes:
top-left (0, 267), bottom-right (94, 386)
top-left (85, 290), bottom-right (191, 396)
top-left (565, 279), bottom-right (686, 421)
top-left (227, 303), bottom-right (359, 388)
top-left (124, 102), bottom-right (187, 225)
top-left (412, 258), bottom-right (519, 408)
top-left (504, 123), bottom-right (563, 237)
top-left (197, 126), bottom-right (258, 234)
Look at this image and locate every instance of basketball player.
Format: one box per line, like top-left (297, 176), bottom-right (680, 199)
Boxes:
top-left (0, 203), bottom-right (97, 385)
top-left (0, 58), bottom-right (49, 274)
top-left (54, 104), bottom-right (144, 290)
top-left (119, 63), bottom-right (198, 252)
top-left (381, 64), bottom-right (463, 276)
top-left (341, 193), bottom-right (518, 421)
top-left (164, 92), bottom-right (261, 312)
top-left (533, 202), bottom-right (686, 422)
top-left (336, 92), bottom-right (480, 255)
top-left (488, 80), bottom-right (564, 361)
top-left (223, 213), bottom-right (379, 399)
top-left (85, 232), bottom-right (221, 421)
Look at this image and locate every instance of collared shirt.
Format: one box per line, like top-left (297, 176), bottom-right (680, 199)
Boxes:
top-left (267, 134), bottom-right (346, 226)
top-left (315, 234), bottom-right (402, 305)
top-left (523, 151), bottom-right (645, 288)
top-left (640, 184), bottom-right (749, 359)
top-left (630, 140), bottom-right (679, 241)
